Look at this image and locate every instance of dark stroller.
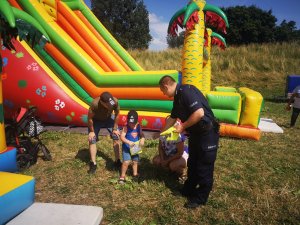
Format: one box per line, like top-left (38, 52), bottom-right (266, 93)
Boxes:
top-left (5, 107), bottom-right (52, 170)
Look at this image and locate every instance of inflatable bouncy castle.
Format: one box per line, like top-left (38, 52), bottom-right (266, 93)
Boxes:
top-left (2, 0), bottom-right (179, 131)
top-left (0, 2), bottom-right (43, 223)
top-left (2, 0), bottom-right (263, 140)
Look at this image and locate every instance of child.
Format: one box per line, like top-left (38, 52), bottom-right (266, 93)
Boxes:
top-left (286, 85), bottom-right (300, 127)
top-left (119, 110), bottom-right (145, 184)
top-left (152, 118), bottom-right (189, 181)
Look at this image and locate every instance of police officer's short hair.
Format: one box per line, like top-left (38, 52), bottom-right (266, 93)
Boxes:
top-left (159, 75), bottom-right (176, 86)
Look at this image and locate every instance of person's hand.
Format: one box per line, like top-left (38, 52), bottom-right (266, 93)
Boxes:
top-left (113, 129), bottom-right (120, 136)
top-left (88, 132), bottom-right (96, 143)
top-left (128, 141), bottom-right (135, 147)
top-left (286, 104), bottom-right (292, 111)
top-left (174, 123), bottom-right (184, 133)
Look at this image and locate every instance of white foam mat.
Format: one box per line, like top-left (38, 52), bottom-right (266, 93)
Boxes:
top-left (258, 118), bottom-right (284, 133)
top-left (7, 203), bottom-right (103, 225)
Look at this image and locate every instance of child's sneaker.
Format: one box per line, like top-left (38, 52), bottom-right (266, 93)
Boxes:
top-left (118, 177), bottom-right (126, 184)
top-left (87, 162), bottom-right (97, 174)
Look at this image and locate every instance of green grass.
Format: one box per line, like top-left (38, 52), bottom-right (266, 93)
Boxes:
top-left (23, 101), bottom-right (300, 225)
top-left (130, 42), bottom-right (300, 99)
top-left (21, 43), bottom-right (300, 224)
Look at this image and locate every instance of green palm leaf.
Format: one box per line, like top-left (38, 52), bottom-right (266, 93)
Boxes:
top-left (0, 1), bottom-right (50, 73)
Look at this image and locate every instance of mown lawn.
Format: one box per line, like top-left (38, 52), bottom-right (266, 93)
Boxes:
top-left (22, 100), bottom-right (300, 225)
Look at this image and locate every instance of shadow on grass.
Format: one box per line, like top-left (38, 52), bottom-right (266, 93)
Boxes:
top-left (75, 148), bottom-right (118, 172)
top-left (75, 148), bottom-right (90, 163)
top-left (75, 148), bottom-right (184, 194)
top-left (138, 157), bottom-right (183, 194)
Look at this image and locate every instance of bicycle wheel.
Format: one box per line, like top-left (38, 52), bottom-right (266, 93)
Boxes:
top-left (17, 154), bottom-right (32, 170)
top-left (39, 143), bottom-right (52, 161)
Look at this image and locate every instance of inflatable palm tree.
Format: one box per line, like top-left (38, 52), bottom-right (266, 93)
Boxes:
top-left (168, 0), bottom-right (228, 92)
top-left (202, 29), bottom-right (227, 93)
top-left (0, 0), bottom-right (50, 152)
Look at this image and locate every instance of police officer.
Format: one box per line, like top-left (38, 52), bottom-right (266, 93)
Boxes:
top-left (159, 75), bottom-right (219, 209)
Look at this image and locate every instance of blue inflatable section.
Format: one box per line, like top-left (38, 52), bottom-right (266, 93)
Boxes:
top-left (0, 172), bottom-right (35, 224)
top-left (0, 147), bottom-right (18, 172)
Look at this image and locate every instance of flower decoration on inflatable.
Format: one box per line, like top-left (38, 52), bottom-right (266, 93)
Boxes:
top-left (0, 0), bottom-right (50, 151)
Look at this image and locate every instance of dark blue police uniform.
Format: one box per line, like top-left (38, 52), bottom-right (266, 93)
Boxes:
top-left (171, 84), bottom-right (219, 205)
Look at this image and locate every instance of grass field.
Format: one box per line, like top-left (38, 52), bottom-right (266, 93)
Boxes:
top-left (22, 43), bottom-right (300, 224)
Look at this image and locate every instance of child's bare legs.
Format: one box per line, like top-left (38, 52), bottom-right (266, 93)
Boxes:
top-left (132, 160), bottom-right (139, 176)
top-left (120, 160), bottom-right (130, 178)
top-left (89, 143), bottom-right (97, 164)
top-left (113, 139), bottom-right (120, 161)
top-left (169, 157), bottom-right (186, 176)
top-left (152, 155), bottom-right (162, 166)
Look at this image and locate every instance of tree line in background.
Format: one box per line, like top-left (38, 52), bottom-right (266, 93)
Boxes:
top-left (91, 1), bottom-right (300, 49)
top-left (91, 0), bottom-right (151, 49)
top-left (220, 6), bottom-right (300, 45)
top-left (168, 5), bottom-right (300, 48)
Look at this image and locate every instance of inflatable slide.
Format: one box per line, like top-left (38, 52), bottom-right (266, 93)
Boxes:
top-left (2, 0), bottom-right (264, 140)
top-left (2, 0), bottom-right (179, 130)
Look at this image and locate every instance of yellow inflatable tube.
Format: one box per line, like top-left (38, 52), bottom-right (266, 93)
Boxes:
top-left (239, 87), bottom-right (263, 127)
top-left (40, 0), bottom-right (56, 18)
top-left (0, 78), bottom-right (6, 153)
top-left (202, 28), bottom-right (212, 95)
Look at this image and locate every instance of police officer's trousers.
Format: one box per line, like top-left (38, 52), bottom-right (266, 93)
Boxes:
top-left (183, 128), bottom-right (219, 204)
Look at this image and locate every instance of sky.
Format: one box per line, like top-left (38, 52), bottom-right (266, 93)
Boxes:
top-left (84, 0), bottom-right (300, 51)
